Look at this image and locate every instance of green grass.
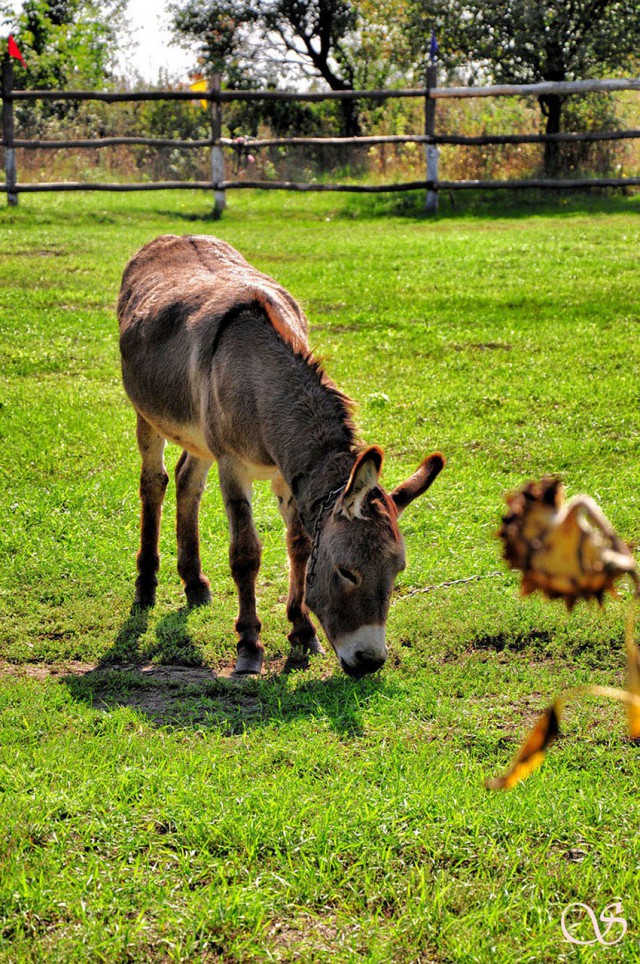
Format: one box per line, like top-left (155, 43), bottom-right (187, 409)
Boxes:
top-left (1, 188), bottom-right (640, 961)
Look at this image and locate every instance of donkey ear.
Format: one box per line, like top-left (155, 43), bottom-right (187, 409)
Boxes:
top-left (340, 446), bottom-right (383, 520)
top-left (390, 452), bottom-right (445, 516)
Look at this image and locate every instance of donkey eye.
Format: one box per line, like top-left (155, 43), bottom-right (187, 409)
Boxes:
top-left (337, 566), bottom-right (359, 585)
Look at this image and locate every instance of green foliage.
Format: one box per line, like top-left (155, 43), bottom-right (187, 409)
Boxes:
top-left (168, 0), bottom-right (417, 136)
top-left (558, 91), bottom-right (626, 176)
top-left (168, 0), bottom-right (253, 84)
top-left (407, 0), bottom-right (640, 173)
top-left (169, 0), bottom-right (357, 86)
top-left (3, 0), bottom-right (126, 91)
top-left (168, 0), bottom-right (358, 134)
top-left (409, 0), bottom-right (640, 84)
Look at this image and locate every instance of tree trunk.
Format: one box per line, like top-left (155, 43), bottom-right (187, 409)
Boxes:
top-left (340, 97), bottom-right (361, 137)
top-left (539, 93), bottom-right (563, 177)
top-left (293, 30), bottom-right (361, 136)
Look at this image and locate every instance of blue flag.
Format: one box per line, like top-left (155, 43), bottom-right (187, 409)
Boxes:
top-left (429, 30), bottom-right (438, 63)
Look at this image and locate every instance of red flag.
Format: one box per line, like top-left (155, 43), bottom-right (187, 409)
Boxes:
top-left (8, 35), bottom-right (26, 66)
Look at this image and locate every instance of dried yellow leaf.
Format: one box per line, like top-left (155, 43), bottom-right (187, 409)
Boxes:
top-left (486, 703), bottom-right (560, 790)
top-left (625, 605), bottom-right (640, 741)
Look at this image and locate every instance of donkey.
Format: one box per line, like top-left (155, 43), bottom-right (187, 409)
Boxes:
top-left (117, 235), bottom-right (444, 678)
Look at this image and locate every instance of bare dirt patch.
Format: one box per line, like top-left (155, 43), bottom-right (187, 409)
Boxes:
top-left (311, 322), bottom-right (360, 333)
top-left (9, 248), bottom-right (66, 258)
top-left (0, 659), bottom-right (253, 725)
top-left (449, 341), bottom-right (513, 352)
top-left (0, 654), bottom-right (331, 728)
top-left (0, 659), bottom-right (97, 681)
top-left (267, 914), bottom-right (356, 961)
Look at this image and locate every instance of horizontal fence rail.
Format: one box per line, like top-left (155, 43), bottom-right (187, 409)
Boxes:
top-left (219, 129), bottom-right (640, 148)
top-left (7, 76), bottom-right (640, 103)
top-left (1, 65), bottom-right (639, 212)
top-left (219, 176), bottom-right (640, 191)
top-left (12, 135), bottom-right (218, 149)
top-left (8, 129), bottom-right (640, 151)
top-left (3, 176), bottom-right (640, 194)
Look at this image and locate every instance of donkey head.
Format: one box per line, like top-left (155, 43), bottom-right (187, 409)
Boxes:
top-left (305, 447), bottom-right (445, 678)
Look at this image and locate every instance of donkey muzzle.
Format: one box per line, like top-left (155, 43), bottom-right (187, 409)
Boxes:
top-left (335, 625), bottom-right (388, 678)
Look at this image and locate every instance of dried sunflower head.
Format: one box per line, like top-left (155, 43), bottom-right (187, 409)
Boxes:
top-left (498, 478), bottom-right (638, 609)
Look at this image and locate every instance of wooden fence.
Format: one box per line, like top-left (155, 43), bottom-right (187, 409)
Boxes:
top-left (1, 61), bottom-right (640, 214)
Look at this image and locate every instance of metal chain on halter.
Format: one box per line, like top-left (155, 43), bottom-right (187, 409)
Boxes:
top-left (305, 485), bottom-right (346, 590)
top-left (393, 570), bottom-right (505, 602)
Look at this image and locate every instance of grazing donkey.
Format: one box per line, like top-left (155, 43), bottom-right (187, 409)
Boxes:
top-left (118, 235), bottom-right (444, 677)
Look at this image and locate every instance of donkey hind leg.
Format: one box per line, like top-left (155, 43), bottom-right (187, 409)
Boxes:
top-left (218, 456), bottom-right (264, 676)
top-left (175, 450), bottom-right (213, 607)
top-left (272, 476), bottom-right (325, 659)
top-left (135, 413), bottom-right (169, 608)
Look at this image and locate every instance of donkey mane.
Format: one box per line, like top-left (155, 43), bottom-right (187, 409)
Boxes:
top-left (298, 352), bottom-right (359, 447)
top-left (207, 295), bottom-right (358, 446)
top-left (214, 298), bottom-right (360, 456)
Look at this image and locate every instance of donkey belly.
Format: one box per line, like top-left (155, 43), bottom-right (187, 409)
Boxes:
top-left (123, 371), bottom-right (280, 483)
top-left (138, 409), bottom-right (214, 462)
top-left (119, 344), bottom-right (211, 461)
top-left (127, 395), bottom-right (278, 482)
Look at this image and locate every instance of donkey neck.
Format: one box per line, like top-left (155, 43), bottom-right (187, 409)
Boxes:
top-left (257, 335), bottom-right (358, 532)
top-left (292, 450), bottom-right (356, 534)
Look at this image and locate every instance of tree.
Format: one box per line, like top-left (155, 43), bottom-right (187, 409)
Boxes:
top-left (169, 0), bottom-right (415, 135)
top-left (407, 0), bottom-right (640, 174)
top-left (2, 0), bottom-right (127, 91)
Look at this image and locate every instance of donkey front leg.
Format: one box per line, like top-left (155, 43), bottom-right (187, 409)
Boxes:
top-left (135, 413), bottom-right (169, 608)
top-left (272, 476), bottom-right (324, 659)
top-left (219, 457), bottom-right (264, 676)
top-left (175, 450), bottom-right (213, 607)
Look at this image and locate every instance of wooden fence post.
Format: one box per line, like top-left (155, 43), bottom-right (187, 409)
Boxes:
top-left (209, 73), bottom-right (226, 218)
top-left (425, 62), bottom-right (438, 214)
top-left (2, 59), bottom-right (18, 206)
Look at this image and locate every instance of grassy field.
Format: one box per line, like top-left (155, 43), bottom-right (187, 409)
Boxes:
top-left (1, 188), bottom-right (640, 962)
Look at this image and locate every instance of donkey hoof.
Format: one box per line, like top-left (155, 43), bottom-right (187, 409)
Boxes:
top-left (134, 587), bottom-right (156, 609)
top-left (232, 644), bottom-right (264, 677)
top-left (306, 635), bottom-right (325, 656)
top-left (287, 628), bottom-right (325, 657)
top-left (284, 635), bottom-right (325, 672)
top-left (185, 579), bottom-right (212, 608)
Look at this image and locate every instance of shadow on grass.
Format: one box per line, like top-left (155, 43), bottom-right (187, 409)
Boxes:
top-left (334, 187), bottom-right (640, 222)
top-left (60, 604), bottom-right (397, 738)
top-left (155, 208), bottom-right (220, 223)
top-left (154, 188), bottom-right (640, 225)
top-left (105, 604), bottom-right (205, 667)
top-left (62, 663), bottom-right (395, 738)
top-left (4, 187), bottom-right (637, 231)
